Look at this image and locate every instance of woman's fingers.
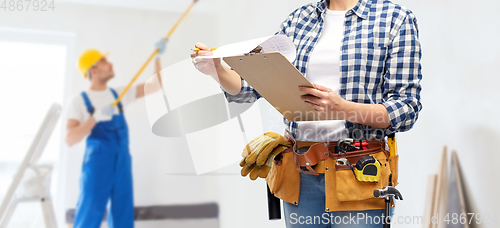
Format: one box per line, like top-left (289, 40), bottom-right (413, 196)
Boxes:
top-left (301, 94), bottom-right (322, 106)
top-left (299, 86), bottom-right (326, 98)
top-left (304, 100), bottom-right (320, 109)
top-left (191, 51), bottom-right (213, 58)
top-left (312, 83), bottom-right (332, 92)
top-left (194, 42), bottom-right (210, 50)
top-left (191, 42), bottom-right (213, 58)
top-left (195, 50), bottom-right (213, 56)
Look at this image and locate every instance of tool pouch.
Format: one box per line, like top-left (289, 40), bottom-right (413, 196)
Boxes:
top-left (333, 149), bottom-right (391, 202)
top-left (389, 154), bottom-right (399, 186)
top-left (266, 151), bottom-right (300, 205)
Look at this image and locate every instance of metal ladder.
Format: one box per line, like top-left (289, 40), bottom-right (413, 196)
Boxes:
top-left (0, 103), bottom-right (62, 228)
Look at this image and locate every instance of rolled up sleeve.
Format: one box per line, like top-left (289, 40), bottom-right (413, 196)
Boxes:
top-left (381, 11), bottom-right (423, 135)
top-left (223, 78), bottom-right (262, 103)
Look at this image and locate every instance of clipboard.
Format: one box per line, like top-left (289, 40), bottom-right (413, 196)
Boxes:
top-left (224, 51), bottom-right (320, 122)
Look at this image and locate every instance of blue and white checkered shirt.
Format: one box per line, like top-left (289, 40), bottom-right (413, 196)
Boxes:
top-left (225, 0), bottom-right (422, 140)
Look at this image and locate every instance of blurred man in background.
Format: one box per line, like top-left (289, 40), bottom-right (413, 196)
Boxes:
top-left (65, 39), bottom-right (166, 228)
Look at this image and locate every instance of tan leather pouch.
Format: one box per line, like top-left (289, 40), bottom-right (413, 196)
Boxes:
top-left (266, 152), bottom-right (300, 205)
top-left (335, 150), bottom-right (391, 202)
top-left (389, 154), bottom-right (399, 186)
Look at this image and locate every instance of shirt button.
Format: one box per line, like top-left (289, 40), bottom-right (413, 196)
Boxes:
top-left (343, 50), bottom-right (347, 54)
top-left (306, 49), bottom-right (310, 53)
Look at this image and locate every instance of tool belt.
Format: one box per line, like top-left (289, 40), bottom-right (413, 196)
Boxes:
top-left (282, 130), bottom-right (386, 176)
top-left (267, 131), bottom-right (399, 212)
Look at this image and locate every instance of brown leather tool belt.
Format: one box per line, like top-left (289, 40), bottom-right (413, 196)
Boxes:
top-left (282, 130), bottom-right (386, 175)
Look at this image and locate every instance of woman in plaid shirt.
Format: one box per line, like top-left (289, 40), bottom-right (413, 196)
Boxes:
top-left (192, 0), bottom-right (422, 226)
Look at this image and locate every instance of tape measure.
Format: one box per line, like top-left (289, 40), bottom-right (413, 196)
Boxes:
top-left (354, 156), bottom-right (381, 182)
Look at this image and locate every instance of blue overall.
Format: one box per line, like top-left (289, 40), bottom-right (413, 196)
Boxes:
top-left (74, 88), bottom-right (134, 228)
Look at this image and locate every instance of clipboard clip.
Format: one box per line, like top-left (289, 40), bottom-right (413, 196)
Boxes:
top-left (244, 45), bottom-right (264, 56)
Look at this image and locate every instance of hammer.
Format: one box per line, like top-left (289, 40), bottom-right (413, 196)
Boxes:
top-left (373, 186), bottom-right (403, 228)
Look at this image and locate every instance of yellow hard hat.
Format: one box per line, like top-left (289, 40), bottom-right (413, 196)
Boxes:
top-left (77, 49), bottom-right (109, 79)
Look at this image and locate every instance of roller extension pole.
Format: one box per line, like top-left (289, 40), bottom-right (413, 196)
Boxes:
top-left (112, 0), bottom-right (199, 107)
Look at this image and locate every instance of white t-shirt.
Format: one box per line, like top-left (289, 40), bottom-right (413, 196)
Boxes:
top-left (295, 8), bottom-right (348, 142)
top-left (67, 86), bottom-right (137, 123)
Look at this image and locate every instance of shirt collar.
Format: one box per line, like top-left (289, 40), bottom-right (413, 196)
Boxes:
top-left (316, 0), bottom-right (370, 20)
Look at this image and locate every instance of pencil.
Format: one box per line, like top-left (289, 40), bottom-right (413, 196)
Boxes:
top-left (192, 48), bottom-right (217, 51)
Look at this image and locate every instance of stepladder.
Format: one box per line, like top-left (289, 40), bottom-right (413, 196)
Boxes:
top-left (0, 104), bottom-right (61, 228)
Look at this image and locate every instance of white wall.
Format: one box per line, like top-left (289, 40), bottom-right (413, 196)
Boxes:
top-left (391, 0), bottom-right (500, 227)
top-left (1, 0), bottom-right (499, 227)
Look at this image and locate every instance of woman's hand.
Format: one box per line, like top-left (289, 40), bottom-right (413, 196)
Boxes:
top-left (299, 83), bottom-right (349, 120)
top-left (190, 42), bottom-right (221, 77)
top-left (189, 42), bottom-right (243, 95)
top-left (299, 83), bottom-right (391, 128)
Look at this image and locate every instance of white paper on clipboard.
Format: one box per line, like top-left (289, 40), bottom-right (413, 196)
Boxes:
top-left (196, 35), bottom-right (296, 62)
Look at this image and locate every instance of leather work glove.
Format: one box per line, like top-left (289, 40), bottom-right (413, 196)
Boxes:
top-left (243, 132), bottom-right (291, 166)
top-left (240, 132), bottom-right (291, 180)
top-left (240, 145), bottom-right (288, 180)
top-left (93, 105), bottom-right (115, 123)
